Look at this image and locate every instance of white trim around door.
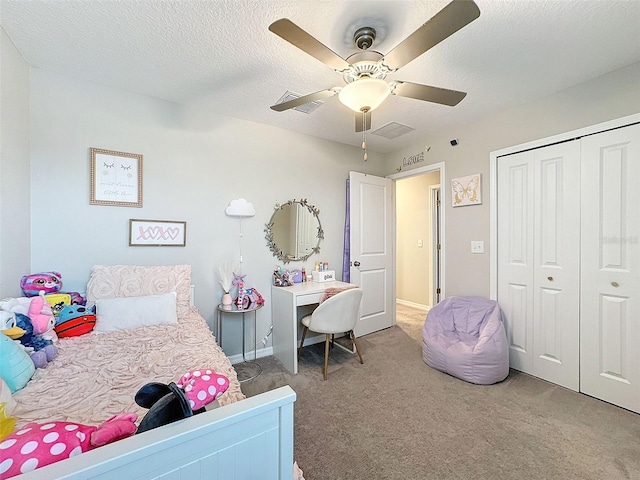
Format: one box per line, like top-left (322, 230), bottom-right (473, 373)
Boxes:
top-left (388, 162), bottom-right (446, 302)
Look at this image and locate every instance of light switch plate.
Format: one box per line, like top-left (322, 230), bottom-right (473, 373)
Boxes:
top-left (471, 241), bottom-right (484, 254)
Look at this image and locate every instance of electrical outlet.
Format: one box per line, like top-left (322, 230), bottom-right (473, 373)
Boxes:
top-left (471, 241), bottom-right (484, 254)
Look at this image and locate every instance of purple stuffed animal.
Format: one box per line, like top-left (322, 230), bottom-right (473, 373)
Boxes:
top-left (20, 272), bottom-right (62, 297)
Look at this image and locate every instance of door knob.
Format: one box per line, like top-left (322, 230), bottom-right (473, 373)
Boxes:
top-left (547, 276), bottom-right (553, 281)
top-left (354, 261), bottom-right (361, 267)
top-left (611, 281), bottom-right (619, 287)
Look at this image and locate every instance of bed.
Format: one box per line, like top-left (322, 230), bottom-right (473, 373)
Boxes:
top-left (3, 265), bottom-right (296, 479)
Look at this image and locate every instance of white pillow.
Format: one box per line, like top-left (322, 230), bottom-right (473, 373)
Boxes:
top-left (94, 292), bottom-right (178, 332)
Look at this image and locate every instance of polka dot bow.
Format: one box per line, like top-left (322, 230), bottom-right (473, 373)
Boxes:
top-left (176, 369), bottom-right (230, 411)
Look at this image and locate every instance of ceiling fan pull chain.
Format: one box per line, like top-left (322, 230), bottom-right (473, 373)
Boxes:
top-left (362, 109), bottom-right (368, 161)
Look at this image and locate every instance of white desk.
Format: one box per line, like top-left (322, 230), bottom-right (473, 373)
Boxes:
top-left (271, 281), bottom-right (356, 373)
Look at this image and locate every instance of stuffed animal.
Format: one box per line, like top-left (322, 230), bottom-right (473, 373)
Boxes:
top-left (27, 292), bottom-right (55, 336)
top-left (0, 296), bottom-right (33, 317)
top-left (135, 369), bottom-right (229, 434)
top-left (0, 413), bottom-right (137, 478)
top-left (0, 332), bottom-right (35, 393)
top-left (0, 311), bottom-right (25, 340)
top-left (15, 314), bottom-right (57, 369)
top-left (54, 305), bottom-right (96, 338)
top-left (20, 271), bottom-right (62, 297)
top-left (0, 401), bottom-right (16, 442)
top-left (19, 271), bottom-right (86, 306)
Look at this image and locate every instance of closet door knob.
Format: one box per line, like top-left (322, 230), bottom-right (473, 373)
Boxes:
top-left (353, 261), bottom-right (361, 267)
top-left (547, 276), bottom-right (553, 281)
top-left (611, 281), bottom-right (619, 287)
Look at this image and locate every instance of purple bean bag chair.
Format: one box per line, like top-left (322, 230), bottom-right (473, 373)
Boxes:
top-left (422, 296), bottom-right (509, 385)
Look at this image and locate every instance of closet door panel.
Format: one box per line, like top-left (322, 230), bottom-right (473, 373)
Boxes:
top-left (581, 123), bottom-right (640, 413)
top-left (498, 152), bottom-right (534, 372)
top-left (531, 144), bottom-right (580, 391)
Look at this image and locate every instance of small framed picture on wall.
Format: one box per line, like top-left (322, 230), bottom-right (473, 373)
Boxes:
top-left (90, 148), bottom-right (143, 207)
top-left (129, 219), bottom-right (187, 247)
top-left (451, 173), bottom-right (482, 207)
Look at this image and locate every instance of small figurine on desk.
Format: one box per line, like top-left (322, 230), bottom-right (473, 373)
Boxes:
top-left (235, 281), bottom-right (246, 309)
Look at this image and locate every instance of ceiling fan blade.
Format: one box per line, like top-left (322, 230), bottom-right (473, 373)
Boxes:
top-left (269, 19), bottom-right (351, 71)
top-left (355, 110), bottom-right (372, 132)
top-left (381, 0), bottom-right (480, 70)
top-left (270, 88), bottom-right (338, 112)
top-left (392, 81), bottom-right (466, 106)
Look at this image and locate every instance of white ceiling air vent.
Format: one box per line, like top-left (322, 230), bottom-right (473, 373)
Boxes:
top-left (371, 122), bottom-right (416, 139)
top-left (275, 91), bottom-right (323, 114)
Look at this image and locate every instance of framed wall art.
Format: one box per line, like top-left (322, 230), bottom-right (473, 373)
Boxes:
top-left (90, 148), bottom-right (143, 207)
top-left (451, 173), bottom-right (482, 207)
top-left (129, 219), bottom-right (187, 247)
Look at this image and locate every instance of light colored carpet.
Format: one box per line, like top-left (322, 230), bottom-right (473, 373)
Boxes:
top-left (241, 303), bottom-right (640, 480)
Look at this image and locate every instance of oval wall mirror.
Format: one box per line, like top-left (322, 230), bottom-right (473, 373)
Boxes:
top-left (265, 199), bottom-right (323, 263)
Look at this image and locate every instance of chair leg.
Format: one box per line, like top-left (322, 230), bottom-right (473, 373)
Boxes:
top-left (350, 330), bottom-right (364, 364)
top-left (323, 334), bottom-right (330, 380)
top-left (298, 325), bottom-right (308, 361)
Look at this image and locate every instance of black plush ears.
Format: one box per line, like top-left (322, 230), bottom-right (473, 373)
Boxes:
top-left (135, 382), bottom-right (193, 434)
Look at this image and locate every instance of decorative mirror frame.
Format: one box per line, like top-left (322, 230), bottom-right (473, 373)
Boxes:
top-left (265, 198), bottom-right (324, 263)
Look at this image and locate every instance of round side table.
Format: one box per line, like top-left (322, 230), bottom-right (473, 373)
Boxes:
top-left (217, 303), bottom-right (263, 382)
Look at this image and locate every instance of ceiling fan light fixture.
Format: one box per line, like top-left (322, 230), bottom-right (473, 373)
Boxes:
top-left (338, 77), bottom-right (390, 112)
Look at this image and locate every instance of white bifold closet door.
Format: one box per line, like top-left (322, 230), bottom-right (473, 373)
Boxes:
top-left (580, 124), bottom-right (640, 413)
top-left (497, 142), bottom-right (581, 391)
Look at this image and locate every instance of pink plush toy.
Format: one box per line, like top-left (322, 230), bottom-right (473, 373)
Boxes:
top-left (27, 293), bottom-right (55, 337)
top-left (176, 369), bottom-right (230, 411)
top-left (0, 413), bottom-right (137, 478)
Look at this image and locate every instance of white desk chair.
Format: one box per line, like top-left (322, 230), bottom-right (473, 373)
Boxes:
top-left (297, 288), bottom-right (364, 380)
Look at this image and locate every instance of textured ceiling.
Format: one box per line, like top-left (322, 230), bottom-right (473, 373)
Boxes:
top-left (2, 0), bottom-right (640, 153)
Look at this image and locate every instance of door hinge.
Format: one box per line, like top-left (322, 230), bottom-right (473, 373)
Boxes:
top-left (437, 200), bottom-right (441, 207)
top-left (437, 244), bottom-right (441, 250)
top-left (436, 288), bottom-right (441, 294)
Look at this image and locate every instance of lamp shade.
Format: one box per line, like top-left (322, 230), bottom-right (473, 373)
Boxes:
top-left (338, 77), bottom-right (390, 112)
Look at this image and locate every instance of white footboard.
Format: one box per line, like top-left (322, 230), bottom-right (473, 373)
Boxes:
top-left (18, 386), bottom-right (296, 480)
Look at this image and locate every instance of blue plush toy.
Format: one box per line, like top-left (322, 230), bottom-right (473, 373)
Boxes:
top-left (0, 332), bottom-right (35, 393)
top-left (54, 305), bottom-right (96, 338)
top-left (15, 313), bottom-right (57, 369)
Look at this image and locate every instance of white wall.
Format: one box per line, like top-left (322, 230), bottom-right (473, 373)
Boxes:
top-left (27, 69), bottom-right (386, 356)
top-left (0, 29), bottom-right (30, 298)
top-left (384, 61), bottom-right (640, 299)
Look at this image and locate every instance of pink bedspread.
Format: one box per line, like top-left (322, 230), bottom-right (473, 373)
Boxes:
top-left (12, 307), bottom-right (245, 428)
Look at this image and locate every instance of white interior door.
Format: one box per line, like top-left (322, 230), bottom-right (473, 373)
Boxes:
top-left (580, 123), bottom-right (640, 413)
top-left (349, 171), bottom-right (394, 337)
top-left (531, 142), bottom-right (580, 391)
top-left (498, 142), bottom-right (580, 390)
top-left (498, 150), bottom-right (535, 373)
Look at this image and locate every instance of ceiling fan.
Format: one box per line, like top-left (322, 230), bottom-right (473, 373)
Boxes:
top-left (269, 0), bottom-right (481, 136)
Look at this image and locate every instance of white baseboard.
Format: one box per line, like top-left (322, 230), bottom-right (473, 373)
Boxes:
top-left (228, 333), bottom-right (356, 365)
top-left (396, 298), bottom-right (430, 311)
top-left (229, 346), bottom-right (273, 365)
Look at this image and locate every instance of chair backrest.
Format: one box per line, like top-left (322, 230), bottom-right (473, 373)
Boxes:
top-left (427, 296), bottom-right (500, 337)
top-left (308, 288), bottom-right (363, 334)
